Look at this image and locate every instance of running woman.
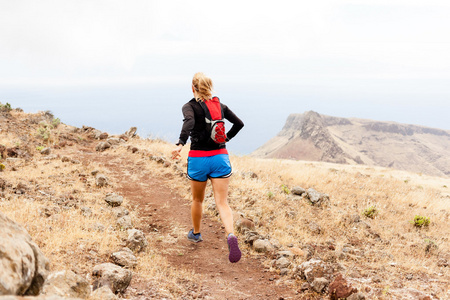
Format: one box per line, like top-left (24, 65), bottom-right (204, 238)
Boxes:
top-left (172, 72), bottom-right (244, 263)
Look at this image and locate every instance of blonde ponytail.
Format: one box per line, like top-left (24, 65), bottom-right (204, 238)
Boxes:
top-left (192, 72), bottom-right (213, 102)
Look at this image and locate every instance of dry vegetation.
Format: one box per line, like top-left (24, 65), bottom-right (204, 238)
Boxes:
top-left (1, 107), bottom-right (449, 299)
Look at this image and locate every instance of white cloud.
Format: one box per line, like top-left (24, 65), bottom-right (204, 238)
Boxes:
top-left (0, 0), bottom-right (449, 86)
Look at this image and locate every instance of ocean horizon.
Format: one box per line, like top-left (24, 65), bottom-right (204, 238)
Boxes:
top-left (2, 82), bottom-right (449, 155)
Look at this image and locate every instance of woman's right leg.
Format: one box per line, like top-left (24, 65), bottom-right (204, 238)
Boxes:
top-left (191, 180), bottom-right (207, 234)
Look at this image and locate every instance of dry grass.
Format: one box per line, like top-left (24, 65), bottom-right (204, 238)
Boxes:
top-left (124, 138), bottom-right (449, 297)
top-left (1, 110), bottom-right (448, 298)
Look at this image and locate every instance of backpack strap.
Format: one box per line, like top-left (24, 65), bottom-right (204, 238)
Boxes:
top-left (200, 97), bottom-right (223, 122)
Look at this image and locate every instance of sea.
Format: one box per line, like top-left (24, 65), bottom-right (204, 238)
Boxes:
top-left (1, 82), bottom-right (449, 155)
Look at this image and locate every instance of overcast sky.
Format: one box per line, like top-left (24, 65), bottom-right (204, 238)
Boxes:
top-left (1, 0), bottom-right (449, 135)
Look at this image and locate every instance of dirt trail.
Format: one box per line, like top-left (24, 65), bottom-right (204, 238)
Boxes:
top-left (76, 149), bottom-right (299, 300)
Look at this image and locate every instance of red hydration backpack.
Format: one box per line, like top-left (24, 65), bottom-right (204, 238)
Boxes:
top-left (200, 97), bottom-right (227, 144)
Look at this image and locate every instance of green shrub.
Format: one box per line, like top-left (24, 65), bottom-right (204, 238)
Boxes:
top-left (52, 118), bottom-right (61, 128)
top-left (0, 102), bottom-right (12, 112)
top-left (36, 146), bottom-right (45, 152)
top-left (0, 163), bottom-right (5, 171)
top-left (363, 206), bottom-right (378, 219)
top-left (37, 126), bottom-right (51, 141)
top-left (411, 215), bottom-right (430, 227)
top-left (281, 184), bottom-right (290, 194)
top-left (267, 191), bottom-right (274, 199)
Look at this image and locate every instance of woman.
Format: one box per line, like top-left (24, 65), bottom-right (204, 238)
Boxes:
top-left (172, 72), bottom-right (244, 263)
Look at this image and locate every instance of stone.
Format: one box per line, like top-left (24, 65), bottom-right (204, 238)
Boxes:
top-left (241, 171), bottom-right (258, 179)
top-left (280, 268), bottom-right (289, 276)
top-left (347, 293), bottom-right (366, 300)
top-left (61, 156), bottom-right (70, 162)
top-left (95, 142), bottom-right (111, 152)
top-left (243, 231), bottom-right (261, 245)
top-left (111, 207), bottom-right (129, 218)
top-left (117, 215), bottom-right (132, 230)
top-left (275, 257), bottom-right (291, 269)
top-left (111, 249), bottom-right (137, 269)
top-left (300, 282), bottom-right (310, 291)
top-left (106, 138), bottom-right (120, 145)
top-left (277, 250), bottom-right (295, 260)
top-left (306, 188), bottom-right (330, 206)
top-left (80, 207), bottom-right (93, 217)
top-left (309, 222), bottom-right (322, 235)
top-left (297, 259), bottom-right (334, 283)
top-left (126, 229), bottom-right (148, 253)
top-left (105, 194), bottom-right (123, 207)
top-left (328, 273), bottom-right (357, 300)
top-left (95, 174), bottom-right (108, 187)
top-left (253, 239), bottom-right (273, 253)
top-left (437, 258), bottom-right (448, 267)
top-left (290, 247), bottom-right (305, 258)
top-left (40, 148), bottom-right (51, 155)
top-left (41, 270), bottom-right (91, 299)
top-left (235, 217), bottom-right (255, 233)
top-left (311, 277), bottom-right (329, 293)
top-left (372, 275), bottom-right (382, 283)
top-left (92, 263), bottom-right (132, 294)
top-left (90, 285), bottom-right (118, 300)
top-left (124, 127), bottom-right (137, 137)
top-left (91, 223), bottom-right (105, 232)
top-left (269, 239), bottom-right (282, 249)
top-left (291, 186), bottom-right (306, 196)
top-left (0, 212), bottom-right (50, 296)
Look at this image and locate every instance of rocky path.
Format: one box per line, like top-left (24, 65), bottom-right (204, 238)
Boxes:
top-left (77, 149), bottom-right (298, 299)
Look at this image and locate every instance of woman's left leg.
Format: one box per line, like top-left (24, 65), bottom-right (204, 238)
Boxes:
top-left (210, 177), bottom-right (234, 235)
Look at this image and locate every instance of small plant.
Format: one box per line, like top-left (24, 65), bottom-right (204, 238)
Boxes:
top-left (37, 126), bottom-right (51, 141)
top-left (267, 191), bottom-right (274, 199)
top-left (0, 163), bottom-right (5, 171)
top-left (281, 184), bottom-right (290, 194)
top-left (424, 239), bottom-right (438, 253)
top-left (52, 118), bottom-right (61, 128)
top-left (444, 185), bottom-right (447, 188)
top-left (36, 146), bottom-right (45, 152)
top-left (0, 102), bottom-right (12, 112)
top-left (411, 215), bottom-right (430, 228)
top-left (363, 206), bottom-right (378, 219)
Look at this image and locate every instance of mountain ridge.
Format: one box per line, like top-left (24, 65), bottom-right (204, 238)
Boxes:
top-left (252, 111), bottom-right (450, 177)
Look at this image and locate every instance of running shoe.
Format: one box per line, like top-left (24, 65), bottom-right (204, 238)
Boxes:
top-left (227, 233), bottom-right (241, 263)
top-left (187, 229), bottom-right (203, 243)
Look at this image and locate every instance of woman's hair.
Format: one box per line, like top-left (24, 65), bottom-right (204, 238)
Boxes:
top-left (192, 72), bottom-right (213, 102)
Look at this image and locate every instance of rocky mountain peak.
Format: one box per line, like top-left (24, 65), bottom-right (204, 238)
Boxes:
top-left (253, 112), bottom-right (450, 177)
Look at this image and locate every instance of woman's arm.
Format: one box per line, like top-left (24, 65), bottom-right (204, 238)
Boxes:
top-left (222, 104), bottom-right (244, 141)
top-left (177, 103), bottom-right (195, 146)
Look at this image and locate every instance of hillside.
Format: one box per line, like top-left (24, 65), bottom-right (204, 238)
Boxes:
top-left (252, 111), bottom-right (450, 178)
top-left (1, 103), bottom-right (449, 299)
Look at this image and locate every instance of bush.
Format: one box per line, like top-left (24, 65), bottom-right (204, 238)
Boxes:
top-left (267, 191), bottom-right (274, 199)
top-left (411, 215), bottom-right (430, 228)
top-left (52, 117), bottom-right (61, 128)
top-left (281, 184), bottom-right (290, 194)
top-left (363, 206), bottom-right (378, 219)
top-left (0, 102), bottom-right (12, 112)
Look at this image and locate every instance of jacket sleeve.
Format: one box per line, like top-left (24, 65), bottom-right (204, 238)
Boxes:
top-left (222, 104), bottom-right (244, 141)
top-left (177, 103), bottom-right (195, 145)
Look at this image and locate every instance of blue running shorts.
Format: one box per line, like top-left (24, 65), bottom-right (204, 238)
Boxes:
top-left (187, 154), bottom-right (232, 182)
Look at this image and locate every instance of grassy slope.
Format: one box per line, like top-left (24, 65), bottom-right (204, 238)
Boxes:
top-left (1, 109), bottom-right (449, 298)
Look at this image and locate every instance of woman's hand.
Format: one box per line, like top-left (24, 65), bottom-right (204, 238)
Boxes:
top-left (171, 144), bottom-right (183, 160)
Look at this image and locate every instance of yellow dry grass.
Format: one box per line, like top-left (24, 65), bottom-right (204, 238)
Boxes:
top-left (1, 110), bottom-right (449, 298)
top-left (124, 137), bottom-right (449, 297)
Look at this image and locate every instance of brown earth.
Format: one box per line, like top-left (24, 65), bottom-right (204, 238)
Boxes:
top-left (72, 149), bottom-right (299, 300)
